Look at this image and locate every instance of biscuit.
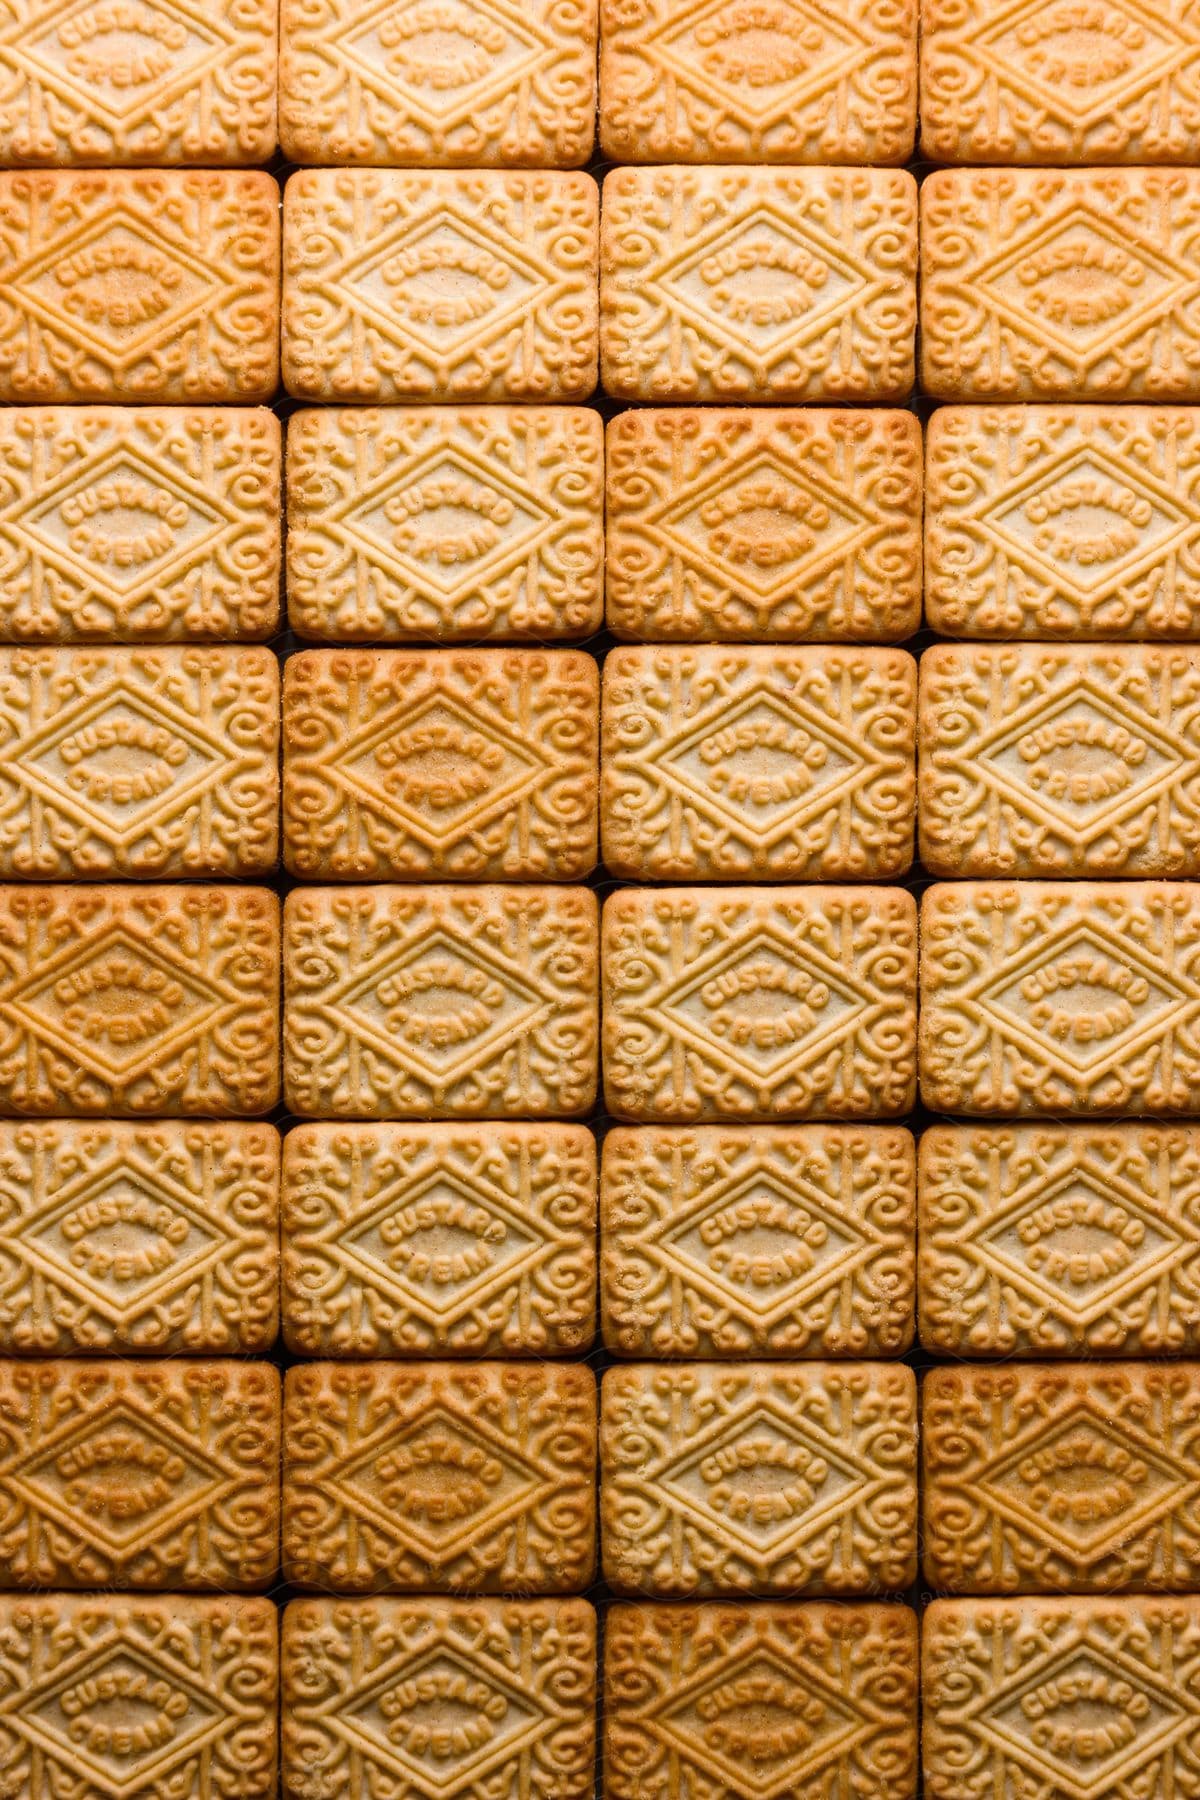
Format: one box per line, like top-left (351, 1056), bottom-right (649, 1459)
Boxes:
top-left (0, 1594), bottom-right (277, 1800)
top-left (0, 883), bottom-right (279, 1116)
top-left (602, 886), bottom-right (917, 1121)
top-left (0, 173), bottom-right (279, 404)
top-left (919, 1123), bottom-right (1200, 1359)
top-left (286, 406), bottom-right (603, 644)
top-left (924, 1362), bottom-right (1200, 1593)
top-left (282, 169), bottom-right (599, 404)
top-left (0, 0), bottom-right (276, 165)
top-left (601, 1125), bottom-right (915, 1358)
top-left (284, 884), bottom-right (597, 1120)
top-left (282, 1121), bottom-right (595, 1356)
top-left (600, 167), bottom-right (917, 404)
top-left (0, 1119), bottom-right (279, 1354)
top-left (919, 644), bottom-right (1200, 877)
top-left (600, 0), bottom-right (916, 164)
top-left (920, 881), bottom-right (1200, 1116)
top-left (0, 1358), bottom-right (279, 1589)
top-left (282, 1596), bottom-right (595, 1800)
top-left (284, 648), bottom-right (598, 881)
top-left (921, 0), bottom-right (1200, 165)
top-left (602, 645), bottom-right (916, 880)
top-left (925, 405), bottom-right (1200, 640)
top-left (601, 1361), bottom-right (917, 1596)
top-left (279, 0), bottom-right (596, 167)
top-left (282, 1360), bottom-right (596, 1592)
top-left (605, 1602), bottom-right (918, 1800)
top-left (922, 170), bottom-right (1200, 403)
top-left (0, 406), bottom-right (280, 644)
top-left (606, 407), bottom-right (922, 643)
top-left (0, 646), bottom-right (278, 878)
top-left (924, 1595), bottom-right (1200, 1800)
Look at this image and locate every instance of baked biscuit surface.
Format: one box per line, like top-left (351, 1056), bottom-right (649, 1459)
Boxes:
top-left (0, 172), bottom-right (280, 404)
top-left (600, 167), bottom-right (917, 403)
top-left (599, 0), bottom-right (917, 164)
top-left (279, 0), bottom-right (597, 167)
top-left (286, 406), bottom-right (603, 644)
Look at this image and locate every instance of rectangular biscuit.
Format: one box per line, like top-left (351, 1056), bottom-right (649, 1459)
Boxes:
top-left (0, 646), bottom-right (278, 878)
top-left (282, 1121), bottom-right (596, 1356)
top-left (924, 1362), bottom-right (1200, 1593)
top-left (0, 406), bottom-right (281, 645)
top-left (284, 648), bottom-right (598, 881)
top-left (0, 0), bottom-right (276, 165)
top-left (286, 406), bottom-right (603, 644)
top-left (920, 881), bottom-right (1200, 1116)
top-left (600, 167), bottom-right (917, 403)
top-left (282, 169), bottom-right (599, 403)
top-left (0, 172), bottom-right (279, 404)
top-left (605, 407), bottom-right (922, 643)
top-left (280, 0), bottom-right (596, 166)
top-left (602, 645), bottom-right (916, 880)
top-left (0, 1119), bottom-right (279, 1354)
top-left (924, 1596), bottom-right (1200, 1800)
top-left (0, 883), bottom-right (279, 1117)
top-left (605, 1602), bottom-right (918, 1800)
top-left (599, 0), bottom-right (916, 163)
top-left (0, 1594), bottom-right (278, 1800)
top-left (601, 1361), bottom-right (917, 1596)
top-left (601, 1124), bottom-right (915, 1358)
top-left (602, 886), bottom-right (917, 1121)
top-left (919, 1123), bottom-right (1200, 1360)
top-left (283, 1597), bottom-right (595, 1800)
top-left (284, 884), bottom-right (597, 1120)
top-left (919, 644), bottom-right (1200, 877)
top-left (282, 1360), bottom-right (596, 1592)
top-left (0, 1358), bottom-right (279, 1589)
top-left (925, 405), bottom-right (1200, 640)
top-left (922, 170), bottom-right (1200, 402)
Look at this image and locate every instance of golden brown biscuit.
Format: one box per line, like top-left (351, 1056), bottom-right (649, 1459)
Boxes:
top-left (601, 1361), bottom-right (917, 1596)
top-left (919, 644), bottom-right (1200, 877)
top-left (0, 1119), bottom-right (279, 1354)
top-left (0, 883), bottom-right (279, 1116)
top-left (600, 167), bottom-right (917, 403)
top-left (0, 1358), bottom-right (279, 1589)
top-left (0, 0), bottom-right (277, 165)
top-left (925, 405), bottom-right (1200, 640)
top-left (282, 169), bottom-right (599, 403)
top-left (924, 1595), bottom-right (1200, 1800)
top-left (605, 1602), bottom-right (918, 1800)
top-left (0, 172), bottom-right (279, 404)
top-left (282, 1121), bottom-right (595, 1356)
top-left (605, 407), bottom-right (922, 643)
top-left (924, 1362), bottom-right (1200, 1593)
top-left (286, 406), bottom-right (603, 644)
top-left (602, 645), bottom-right (916, 880)
top-left (279, 0), bottom-right (596, 167)
top-left (922, 170), bottom-right (1200, 403)
top-left (0, 1594), bottom-right (278, 1800)
top-left (599, 0), bottom-right (916, 164)
top-left (920, 880), bottom-right (1200, 1116)
top-left (0, 645), bottom-right (278, 877)
top-left (0, 405), bottom-right (281, 643)
top-left (919, 1123), bottom-right (1200, 1359)
top-left (282, 1596), bottom-right (595, 1800)
top-left (602, 886), bottom-right (917, 1121)
top-left (284, 648), bottom-right (597, 881)
top-left (921, 0), bottom-right (1200, 165)
top-left (282, 1360), bottom-right (596, 1592)
top-left (284, 884), bottom-right (597, 1120)
top-left (602, 1124), bottom-right (915, 1357)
